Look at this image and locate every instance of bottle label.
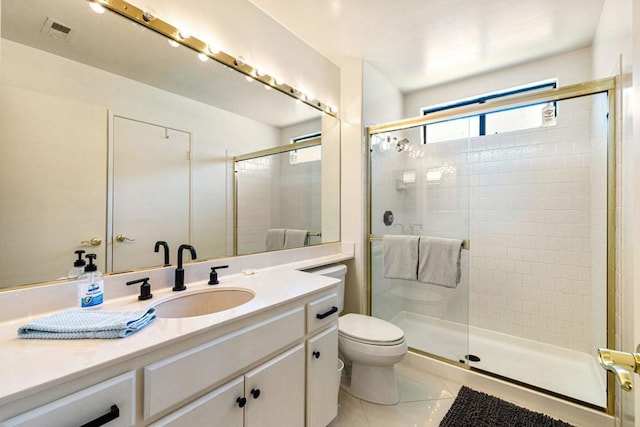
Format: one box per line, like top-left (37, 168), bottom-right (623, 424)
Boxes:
top-left (541, 104), bottom-right (557, 127)
top-left (80, 279), bottom-right (104, 308)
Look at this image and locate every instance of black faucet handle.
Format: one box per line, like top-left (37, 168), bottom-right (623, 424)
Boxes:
top-left (208, 265), bottom-right (229, 285)
top-left (126, 277), bottom-right (153, 300)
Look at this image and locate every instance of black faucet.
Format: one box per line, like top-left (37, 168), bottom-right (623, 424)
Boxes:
top-left (154, 241), bottom-right (170, 266)
top-left (173, 244), bottom-right (197, 291)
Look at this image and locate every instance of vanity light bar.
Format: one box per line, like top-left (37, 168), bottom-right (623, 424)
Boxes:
top-left (90, 0), bottom-right (337, 116)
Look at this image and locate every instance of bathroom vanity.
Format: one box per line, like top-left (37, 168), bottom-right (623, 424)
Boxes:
top-left (0, 264), bottom-right (344, 426)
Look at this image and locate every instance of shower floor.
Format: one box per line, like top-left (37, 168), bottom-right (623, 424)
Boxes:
top-left (392, 311), bottom-right (607, 408)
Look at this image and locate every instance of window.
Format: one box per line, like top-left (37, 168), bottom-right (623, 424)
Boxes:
top-left (289, 132), bottom-right (321, 164)
top-left (422, 81), bottom-right (557, 144)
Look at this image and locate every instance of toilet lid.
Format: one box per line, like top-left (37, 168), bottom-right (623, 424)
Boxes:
top-left (339, 313), bottom-right (405, 345)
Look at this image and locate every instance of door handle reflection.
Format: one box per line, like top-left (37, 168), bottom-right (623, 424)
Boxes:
top-left (81, 237), bottom-right (103, 246)
top-left (115, 234), bottom-right (136, 243)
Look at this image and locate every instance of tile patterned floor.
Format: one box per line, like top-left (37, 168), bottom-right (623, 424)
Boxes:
top-left (328, 361), bottom-right (464, 427)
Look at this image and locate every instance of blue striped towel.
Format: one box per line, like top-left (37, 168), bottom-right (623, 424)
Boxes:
top-left (17, 308), bottom-right (156, 339)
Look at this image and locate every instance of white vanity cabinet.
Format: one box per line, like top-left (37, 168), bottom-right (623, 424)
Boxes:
top-left (148, 291), bottom-right (340, 427)
top-left (150, 344), bottom-right (305, 427)
top-left (0, 281), bottom-right (342, 427)
top-left (152, 344), bottom-right (305, 427)
top-left (143, 307), bottom-right (305, 419)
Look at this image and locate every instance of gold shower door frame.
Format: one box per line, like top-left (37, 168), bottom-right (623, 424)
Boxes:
top-left (365, 77), bottom-right (616, 414)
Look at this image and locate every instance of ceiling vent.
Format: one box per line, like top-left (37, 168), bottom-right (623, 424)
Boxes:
top-left (41, 17), bottom-right (75, 42)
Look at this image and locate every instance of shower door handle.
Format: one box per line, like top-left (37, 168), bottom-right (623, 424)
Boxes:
top-left (597, 346), bottom-right (640, 391)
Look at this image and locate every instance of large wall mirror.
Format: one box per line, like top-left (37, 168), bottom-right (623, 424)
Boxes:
top-left (0, 0), bottom-right (340, 289)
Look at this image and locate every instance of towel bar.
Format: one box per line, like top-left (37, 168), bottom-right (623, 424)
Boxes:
top-left (369, 235), bottom-right (470, 250)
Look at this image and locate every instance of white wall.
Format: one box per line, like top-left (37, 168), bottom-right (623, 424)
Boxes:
top-left (591, 0), bottom-right (635, 424)
top-left (405, 48), bottom-right (592, 118)
top-left (363, 62), bottom-right (404, 127)
top-left (341, 60), bottom-right (366, 314)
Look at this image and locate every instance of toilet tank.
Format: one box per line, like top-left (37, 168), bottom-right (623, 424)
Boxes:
top-left (304, 264), bottom-right (347, 314)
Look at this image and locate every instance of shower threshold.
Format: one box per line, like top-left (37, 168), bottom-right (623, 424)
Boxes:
top-left (391, 311), bottom-right (606, 408)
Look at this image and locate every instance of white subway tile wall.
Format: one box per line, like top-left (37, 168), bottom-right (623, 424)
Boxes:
top-left (235, 151), bottom-right (321, 254)
top-left (371, 94), bottom-right (608, 354)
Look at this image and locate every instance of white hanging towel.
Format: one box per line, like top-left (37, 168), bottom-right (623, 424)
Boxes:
top-left (284, 229), bottom-right (308, 248)
top-left (418, 236), bottom-right (463, 288)
top-left (266, 229), bottom-right (286, 251)
top-left (382, 235), bottom-right (419, 280)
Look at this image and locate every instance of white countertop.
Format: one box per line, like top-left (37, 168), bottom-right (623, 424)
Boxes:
top-left (0, 244), bottom-right (352, 407)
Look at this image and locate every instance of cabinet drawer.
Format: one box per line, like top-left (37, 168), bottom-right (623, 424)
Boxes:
top-left (307, 293), bottom-right (338, 334)
top-left (149, 377), bottom-right (244, 427)
top-left (144, 307), bottom-right (304, 419)
top-left (0, 371), bottom-right (135, 427)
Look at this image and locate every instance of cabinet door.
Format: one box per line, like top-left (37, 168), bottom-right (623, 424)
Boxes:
top-left (244, 343), bottom-right (305, 427)
top-left (149, 377), bottom-right (244, 427)
top-left (306, 324), bottom-right (339, 427)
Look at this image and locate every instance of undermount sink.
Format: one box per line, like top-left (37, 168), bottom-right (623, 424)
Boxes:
top-left (153, 288), bottom-right (255, 318)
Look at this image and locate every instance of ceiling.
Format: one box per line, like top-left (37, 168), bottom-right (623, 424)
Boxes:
top-left (248, 0), bottom-right (606, 93)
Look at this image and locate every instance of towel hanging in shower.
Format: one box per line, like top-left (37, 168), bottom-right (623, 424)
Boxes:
top-left (418, 236), bottom-right (463, 288)
top-left (266, 228), bottom-right (286, 251)
top-left (382, 235), bottom-right (419, 280)
top-left (284, 229), bottom-right (308, 248)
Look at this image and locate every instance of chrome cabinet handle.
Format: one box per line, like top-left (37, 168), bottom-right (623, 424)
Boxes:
top-left (597, 347), bottom-right (640, 391)
top-left (115, 234), bottom-right (136, 243)
top-left (81, 237), bottom-right (102, 246)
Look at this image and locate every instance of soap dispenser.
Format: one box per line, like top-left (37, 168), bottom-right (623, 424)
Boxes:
top-left (67, 250), bottom-right (86, 279)
top-left (77, 253), bottom-right (104, 308)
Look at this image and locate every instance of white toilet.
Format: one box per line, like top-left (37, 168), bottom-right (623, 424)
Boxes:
top-left (307, 264), bottom-right (407, 405)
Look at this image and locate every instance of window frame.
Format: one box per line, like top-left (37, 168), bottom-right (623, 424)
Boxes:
top-left (289, 132), bottom-right (322, 164)
top-left (421, 81), bottom-right (557, 144)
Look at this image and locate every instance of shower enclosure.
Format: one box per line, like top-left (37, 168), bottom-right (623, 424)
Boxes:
top-left (367, 79), bottom-right (615, 411)
top-left (234, 141), bottom-right (323, 255)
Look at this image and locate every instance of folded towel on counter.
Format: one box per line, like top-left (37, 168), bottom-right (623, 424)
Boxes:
top-left (17, 308), bottom-right (156, 339)
top-left (418, 236), bottom-right (463, 288)
top-left (383, 235), bottom-right (419, 280)
top-left (265, 228), bottom-right (286, 251)
top-left (284, 229), bottom-right (308, 248)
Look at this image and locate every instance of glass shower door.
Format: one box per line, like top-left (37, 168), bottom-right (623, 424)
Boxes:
top-left (369, 123), bottom-right (471, 365)
top-left (367, 85), bottom-right (612, 410)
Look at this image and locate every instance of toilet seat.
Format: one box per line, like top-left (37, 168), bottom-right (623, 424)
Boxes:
top-left (339, 313), bottom-right (405, 346)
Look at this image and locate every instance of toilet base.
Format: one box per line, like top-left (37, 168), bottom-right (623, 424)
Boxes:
top-left (348, 362), bottom-right (400, 405)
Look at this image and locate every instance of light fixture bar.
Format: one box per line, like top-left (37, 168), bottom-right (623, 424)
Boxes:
top-left (91, 0), bottom-right (337, 116)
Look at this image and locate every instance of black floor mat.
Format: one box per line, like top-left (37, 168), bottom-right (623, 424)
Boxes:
top-left (440, 386), bottom-right (575, 427)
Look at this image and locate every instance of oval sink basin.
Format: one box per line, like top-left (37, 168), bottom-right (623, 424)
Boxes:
top-left (153, 288), bottom-right (255, 318)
